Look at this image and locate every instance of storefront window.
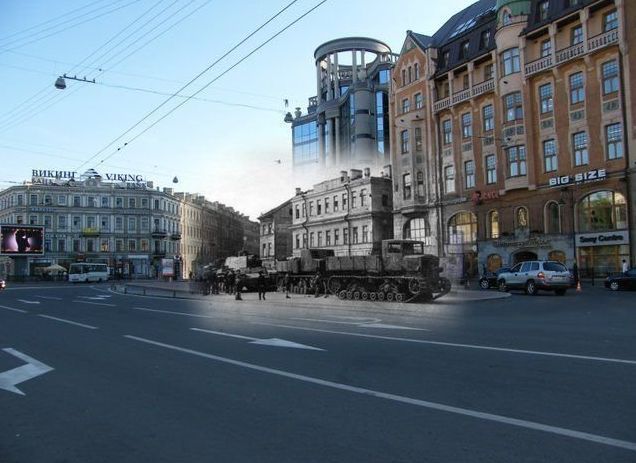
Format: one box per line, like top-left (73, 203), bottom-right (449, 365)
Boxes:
top-left (578, 191), bottom-right (627, 232)
top-left (448, 211), bottom-right (477, 243)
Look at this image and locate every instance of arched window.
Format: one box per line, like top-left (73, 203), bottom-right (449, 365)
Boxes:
top-left (487, 254), bottom-right (503, 272)
top-left (515, 206), bottom-right (529, 230)
top-left (488, 210), bottom-right (499, 239)
top-left (578, 191), bottom-right (627, 232)
top-left (545, 201), bottom-right (561, 234)
top-left (548, 250), bottom-right (566, 263)
top-left (448, 211), bottom-right (477, 243)
top-left (404, 216), bottom-right (431, 240)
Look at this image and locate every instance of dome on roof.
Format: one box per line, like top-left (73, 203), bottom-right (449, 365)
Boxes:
top-left (496, 0), bottom-right (531, 14)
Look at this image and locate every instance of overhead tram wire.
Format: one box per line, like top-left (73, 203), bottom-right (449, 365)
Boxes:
top-left (0, 0), bottom-right (109, 43)
top-left (92, 0), bottom-right (329, 170)
top-left (76, 0), bottom-right (304, 171)
top-left (0, 0), bottom-right (210, 135)
top-left (0, 0), bottom-right (138, 53)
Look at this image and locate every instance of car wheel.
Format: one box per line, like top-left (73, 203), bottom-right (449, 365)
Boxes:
top-left (525, 280), bottom-right (537, 296)
top-left (555, 289), bottom-right (566, 296)
top-left (497, 279), bottom-right (507, 292)
top-left (479, 278), bottom-right (490, 290)
top-left (610, 281), bottom-right (620, 291)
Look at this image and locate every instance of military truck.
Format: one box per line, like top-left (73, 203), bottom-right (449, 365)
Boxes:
top-left (276, 239), bottom-right (451, 302)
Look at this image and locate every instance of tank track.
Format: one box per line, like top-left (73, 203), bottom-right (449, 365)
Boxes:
top-left (326, 275), bottom-right (451, 303)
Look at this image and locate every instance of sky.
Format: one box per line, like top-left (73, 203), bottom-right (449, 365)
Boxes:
top-left (0, 0), bottom-right (475, 220)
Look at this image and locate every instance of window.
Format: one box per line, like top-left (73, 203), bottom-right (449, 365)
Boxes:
top-left (543, 139), bottom-right (557, 172)
top-left (44, 195), bottom-right (52, 205)
top-left (463, 74), bottom-right (469, 90)
top-left (516, 207), bottom-right (529, 229)
top-left (442, 119), bottom-right (452, 144)
top-left (317, 231), bottom-right (322, 247)
top-left (504, 92), bottom-right (523, 122)
top-left (334, 229), bottom-right (339, 244)
top-left (441, 51), bottom-right (449, 68)
top-left (44, 216), bottom-right (51, 228)
top-left (484, 63), bottom-right (494, 81)
top-left (578, 191), bottom-right (627, 232)
top-left (401, 98), bottom-right (410, 113)
top-left (128, 198), bottom-right (136, 208)
top-left (414, 127), bottom-right (422, 152)
top-left (73, 239), bottom-right (81, 252)
top-left (116, 197), bottom-right (123, 208)
top-left (324, 197), bottom-right (330, 213)
top-left (489, 211), bottom-right (500, 239)
top-left (414, 63), bottom-right (420, 80)
top-left (342, 193), bottom-right (347, 209)
top-left (58, 239), bottom-right (66, 252)
top-left (502, 48), bottom-right (520, 76)
top-left (459, 40), bottom-right (470, 59)
top-left (362, 226), bottom-right (369, 243)
top-left (128, 240), bottom-right (137, 252)
top-left (540, 39), bottom-right (552, 58)
top-left (604, 10), bottom-right (618, 32)
top-left (295, 205), bottom-right (300, 219)
top-left (480, 30), bottom-right (490, 49)
top-left (58, 195), bottom-right (66, 206)
top-left (400, 130), bottom-right (409, 153)
top-left (141, 198), bottom-right (148, 208)
top-left (539, 83), bottom-right (553, 113)
top-left (569, 72), bottom-right (584, 104)
top-left (416, 171), bottom-right (424, 197)
top-left (461, 112), bottom-right (472, 138)
top-left (317, 199), bottom-right (322, 215)
top-left (403, 217), bottom-right (431, 240)
top-left (87, 239), bottom-right (95, 253)
top-left (128, 217), bottom-right (136, 231)
top-left (29, 215), bottom-right (37, 225)
top-left (310, 233), bottom-right (315, 247)
top-left (545, 202), bottom-right (561, 234)
top-left (309, 201), bottom-right (314, 216)
top-left (401, 69), bottom-right (407, 86)
top-left (403, 173), bottom-right (412, 200)
top-left (573, 132), bottom-right (588, 166)
top-left (408, 66), bottom-right (412, 83)
top-left (326, 230), bottom-right (331, 246)
top-left (465, 161), bottom-right (475, 189)
top-left (571, 26), bottom-right (583, 45)
top-left (360, 189), bottom-right (366, 207)
top-left (448, 211), bottom-right (477, 243)
top-left (115, 216), bottom-right (123, 231)
top-left (539, 1), bottom-right (549, 21)
top-left (30, 194), bottom-right (37, 206)
top-left (333, 195), bottom-right (339, 212)
top-left (73, 196), bottom-right (81, 207)
top-left (602, 60), bottom-right (619, 95)
top-left (444, 166), bottom-right (455, 193)
top-left (351, 192), bottom-right (357, 208)
top-left (486, 154), bottom-right (497, 184)
top-left (506, 145), bottom-right (527, 177)
top-left (58, 216), bottom-right (67, 229)
top-left (352, 227), bottom-right (359, 244)
top-left (606, 123), bottom-right (623, 160)
top-left (343, 228), bottom-right (349, 244)
top-left (295, 234), bottom-right (300, 249)
top-left (482, 104), bottom-right (494, 132)
top-left (414, 93), bottom-right (423, 109)
top-left (73, 216), bottom-right (81, 229)
top-left (87, 196), bottom-right (96, 207)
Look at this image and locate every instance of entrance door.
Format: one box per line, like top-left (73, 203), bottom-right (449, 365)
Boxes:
top-left (513, 251), bottom-right (537, 265)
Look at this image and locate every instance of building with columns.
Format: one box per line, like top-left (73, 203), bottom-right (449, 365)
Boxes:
top-left (391, 0), bottom-right (632, 278)
top-left (289, 37), bottom-right (398, 181)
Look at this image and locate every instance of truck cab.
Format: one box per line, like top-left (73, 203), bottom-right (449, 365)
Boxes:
top-left (381, 240), bottom-right (439, 277)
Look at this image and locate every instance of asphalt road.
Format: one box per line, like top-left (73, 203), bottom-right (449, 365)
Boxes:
top-left (1, 283), bottom-right (635, 463)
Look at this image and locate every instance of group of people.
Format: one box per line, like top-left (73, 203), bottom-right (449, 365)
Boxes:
top-left (190, 269), bottom-right (244, 299)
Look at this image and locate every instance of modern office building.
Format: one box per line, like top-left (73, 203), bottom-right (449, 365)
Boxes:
top-left (289, 37), bottom-right (398, 180)
top-left (390, 0), bottom-right (632, 278)
top-left (258, 199), bottom-right (293, 268)
top-left (289, 168), bottom-right (393, 257)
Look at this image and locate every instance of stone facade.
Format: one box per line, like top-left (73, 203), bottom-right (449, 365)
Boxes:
top-left (258, 200), bottom-right (293, 268)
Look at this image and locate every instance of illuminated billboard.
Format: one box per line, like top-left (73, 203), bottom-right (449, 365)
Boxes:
top-left (0, 225), bottom-right (44, 255)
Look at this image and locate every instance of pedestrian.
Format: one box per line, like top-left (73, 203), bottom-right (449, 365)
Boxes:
top-left (284, 272), bottom-right (291, 299)
top-left (235, 272), bottom-right (244, 301)
top-left (257, 271), bottom-right (267, 300)
top-left (226, 270), bottom-right (235, 294)
top-left (572, 261), bottom-right (580, 287)
top-left (313, 271), bottom-right (322, 298)
top-left (622, 259), bottom-right (629, 273)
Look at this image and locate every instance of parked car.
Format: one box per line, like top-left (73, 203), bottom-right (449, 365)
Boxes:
top-left (497, 261), bottom-right (572, 295)
top-left (605, 269), bottom-right (636, 291)
top-left (479, 267), bottom-right (512, 289)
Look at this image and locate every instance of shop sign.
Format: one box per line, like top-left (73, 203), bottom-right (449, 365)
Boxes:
top-left (471, 190), bottom-right (499, 205)
top-left (548, 169), bottom-right (606, 188)
top-left (576, 231), bottom-right (629, 247)
top-left (493, 236), bottom-right (552, 248)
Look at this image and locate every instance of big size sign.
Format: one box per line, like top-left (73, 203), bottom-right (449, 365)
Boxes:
top-left (548, 169), bottom-right (606, 187)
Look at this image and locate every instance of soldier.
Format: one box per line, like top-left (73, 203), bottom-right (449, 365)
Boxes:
top-left (283, 272), bottom-right (291, 299)
top-left (257, 271), bottom-right (267, 300)
top-left (226, 270), bottom-right (235, 294)
top-left (235, 272), bottom-right (244, 301)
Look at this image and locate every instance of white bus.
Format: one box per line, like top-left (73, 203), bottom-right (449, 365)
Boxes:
top-left (68, 263), bottom-right (109, 283)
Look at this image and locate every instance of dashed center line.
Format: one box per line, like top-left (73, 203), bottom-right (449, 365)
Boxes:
top-left (37, 314), bottom-right (99, 330)
top-left (0, 304), bottom-right (28, 314)
top-left (72, 300), bottom-right (117, 307)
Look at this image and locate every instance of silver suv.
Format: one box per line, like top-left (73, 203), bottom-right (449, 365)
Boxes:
top-left (497, 261), bottom-right (572, 296)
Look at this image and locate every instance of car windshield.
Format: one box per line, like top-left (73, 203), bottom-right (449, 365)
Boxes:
top-left (403, 242), bottom-right (424, 255)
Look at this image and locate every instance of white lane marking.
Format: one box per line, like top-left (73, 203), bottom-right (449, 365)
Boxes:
top-left (0, 348), bottom-right (54, 396)
top-left (254, 322), bottom-right (636, 366)
top-left (133, 307), bottom-right (216, 319)
top-left (72, 300), bottom-right (116, 307)
top-left (78, 296), bottom-right (111, 301)
top-left (0, 305), bottom-right (28, 314)
top-left (191, 328), bottom-right (324, 351)
top-left (34, 296), bottom-right (63, 301)
top-left (291, 317), bottom-right (429, 331)
top-left (124, 334), bottom-right (636, 452)
top-left (17, 299), bottom-right (40, 305)
top-left (37, 314), bottom-right (98, 330)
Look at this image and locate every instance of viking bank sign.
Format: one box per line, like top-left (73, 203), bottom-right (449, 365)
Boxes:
top-left (31, 169), bottom-right (145, 183)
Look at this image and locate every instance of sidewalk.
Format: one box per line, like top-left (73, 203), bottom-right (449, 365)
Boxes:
top-left (111, 280), bottom-right (511, 304)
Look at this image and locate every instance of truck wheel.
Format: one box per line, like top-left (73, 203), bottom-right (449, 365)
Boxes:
top-left (396, 293), bottom-right (404, 303)
top-left (338, 290), bottom-right (347, 300)
top-left (346, 291), bottom-right (353, 300)
top-left (369, 292), bottom-right (377, 301)
top-left (386, 292), bottom-right (395, 302)
top-left (377, 292), bottom-right (385, 301)
top-left (525, 280), bottom-right (537, 296)
top-left (353, 291), bottom-right (360, 300)
top-left (361, 292), bottom-right (369, 301)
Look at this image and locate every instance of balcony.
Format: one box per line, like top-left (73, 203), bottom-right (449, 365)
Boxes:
top-left (524, 55), bottom-right (553, 77)
top-left (433, 79), bottom-right (494, 113)
top-left (81, 227), bottom-right (100, 237)
top-left (170, 232), bottom-right (182, 240)
top-left (472, 78), bottom-right (494, 98)
top-left (151, 229), bottom-right (168, 238)
top-left (451, 88), bottom-right (471, 105)
top-left (433, 97), bottom-right (451, 113)
top-left (587, 29), bottom-right (618, 53)
top-left (555, 42), bottom-right (585, 65)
